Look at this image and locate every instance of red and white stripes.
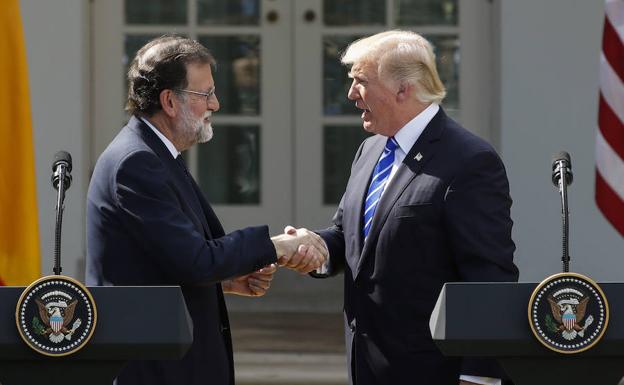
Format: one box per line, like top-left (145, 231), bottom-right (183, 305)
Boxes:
top-left (597, 0), bottom-right (624, 236)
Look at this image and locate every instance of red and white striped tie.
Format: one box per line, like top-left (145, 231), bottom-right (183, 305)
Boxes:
top-left (596, 0), bottom-right (624, 237)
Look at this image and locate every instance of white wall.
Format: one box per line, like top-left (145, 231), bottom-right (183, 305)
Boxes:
top-left (20, 0), bottom-right (89, 280)
top-left (500, 0), bottom-right (622, 281)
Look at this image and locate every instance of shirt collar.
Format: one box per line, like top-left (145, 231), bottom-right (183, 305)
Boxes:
top-left (139, 117), bottom-right (181, 159)
top-left (393, 103), bottom-right (439, 155)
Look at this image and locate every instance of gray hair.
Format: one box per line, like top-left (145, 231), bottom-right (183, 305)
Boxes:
top-left (126, 35), bottom-right (216, 116)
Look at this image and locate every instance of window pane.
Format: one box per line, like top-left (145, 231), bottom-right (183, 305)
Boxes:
top-left (394, 0), bottom-right (458, 26)
top-left (323, 35), bottom-right (363, 116)
top-left (428, 35), bottom-right (459, 114)
top-left (198, 0), bottom-right (260, 25)
top-left (125, 0), bottom-right (187, 25)
top-left (323, 0), bottom-right (385, 26)
top-left (197, 125), bottom-right (260, 204)
top-left (324, 126), bottom-right (372, 204)
top-left (198, 36), bottom-right (260, 115)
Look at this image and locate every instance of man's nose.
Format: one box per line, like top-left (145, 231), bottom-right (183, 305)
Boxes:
top-left (347, 83), bottom-right (359, 100)
top-left (208, 95), bottom-right (220, 112)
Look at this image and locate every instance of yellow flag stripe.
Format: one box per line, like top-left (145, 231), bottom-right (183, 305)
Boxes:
top-left (0, 0), bottom-right (41, 285)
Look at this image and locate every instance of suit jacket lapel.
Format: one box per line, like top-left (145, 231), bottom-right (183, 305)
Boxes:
top-left (189, 177), bottom-right (225, 238)
top-left (173, 159), bottom-right (215, 239)
top-left (130, 117), bottom-right (214, 240)
top-left (355, 108), bottom-right (447, 278)
top-left (347, 136), bottom-right (386, 274)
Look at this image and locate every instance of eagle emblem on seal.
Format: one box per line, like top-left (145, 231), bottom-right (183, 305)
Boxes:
top-left (33, 294), bottom-right (83, 344)
top-left (546, 289), bottom-right (593, 341)
top-left (529, 273), bottom-right (609, 354)
top-left (16, 275), bottom-right (97, 356)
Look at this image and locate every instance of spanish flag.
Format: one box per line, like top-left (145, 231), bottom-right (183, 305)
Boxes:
top-left (0, 0), bottom-right (41, 285)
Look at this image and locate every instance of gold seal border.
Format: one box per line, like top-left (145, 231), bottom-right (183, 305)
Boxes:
top-left (15, 275), bottom-right (98, 357)
top-left (528, 272), bottom-right (609, 354)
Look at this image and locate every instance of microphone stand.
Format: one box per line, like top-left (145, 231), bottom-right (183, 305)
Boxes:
top-left (53, 165), bottom-right (67, 275)
top-left (558, 169), bottom-right (570, 273)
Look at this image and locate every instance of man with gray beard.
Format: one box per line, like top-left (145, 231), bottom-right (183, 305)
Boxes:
top-left (86, 35), bottom-right (327, 385)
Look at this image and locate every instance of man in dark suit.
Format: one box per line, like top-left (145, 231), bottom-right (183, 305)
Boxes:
top-left (289, 30), bottom-right (518, 385)
top-left (86, 36), bottom-right (327, 385)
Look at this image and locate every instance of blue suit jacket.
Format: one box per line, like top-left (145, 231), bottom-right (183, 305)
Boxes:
top-left (318, 108), bottom-right (519, 385)
top-left (86, 116), bottom-right (276, 385)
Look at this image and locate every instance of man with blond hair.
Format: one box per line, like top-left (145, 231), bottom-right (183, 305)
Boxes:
top-left (290, 30), bottom-right (518, 384)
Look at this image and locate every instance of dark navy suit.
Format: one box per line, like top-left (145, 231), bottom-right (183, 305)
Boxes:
top-left (86, 116), bottom-right (276, 385)
top-left (318, 108), bottom-right (518, 385)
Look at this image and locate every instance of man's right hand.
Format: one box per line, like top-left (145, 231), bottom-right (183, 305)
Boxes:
top-left (271, 226), bottom-right (328, 274)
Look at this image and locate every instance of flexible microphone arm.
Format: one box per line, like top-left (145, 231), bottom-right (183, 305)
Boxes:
top-left (552, 152), bottom-right (573, 273)
top-left (51, 151), bottom-right (72, 275)
top-left (54, 166), bottom-right (66, 275)
top-left (558, 165), bottom-right (570, 273)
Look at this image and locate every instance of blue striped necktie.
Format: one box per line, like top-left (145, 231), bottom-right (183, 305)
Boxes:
top-left (363, 137), bottom-right (399, 239)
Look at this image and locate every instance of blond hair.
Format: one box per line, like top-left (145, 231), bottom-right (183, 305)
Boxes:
top-left (341, 30), bottom-right (446, 104)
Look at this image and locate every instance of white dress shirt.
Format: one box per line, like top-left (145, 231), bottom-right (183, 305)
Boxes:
top-left (382, 102), bottom-right (439, 194)
top-left (140, 117), bottom-right (180, 159)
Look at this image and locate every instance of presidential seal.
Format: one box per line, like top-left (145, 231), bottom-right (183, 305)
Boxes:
top-left (15, 275), bottom-right (97, 357)
top-left (528, 272), bottom-right (608, 354)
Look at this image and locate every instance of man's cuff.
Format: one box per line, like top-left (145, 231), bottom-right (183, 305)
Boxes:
top-left (316, 258), bottom-right (330, 275)
top-left (459, 375), bottom-right (501, 385)
top-left (310, 238), bottom-right (330, 277)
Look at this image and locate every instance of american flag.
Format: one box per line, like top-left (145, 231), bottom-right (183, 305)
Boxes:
top-left (596, 0), bottom-right (624, 236)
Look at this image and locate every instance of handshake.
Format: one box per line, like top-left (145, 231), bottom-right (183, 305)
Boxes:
top-left (270, 226), bottom-right (329, 274)
top-left (225, 226), bottom-right (328, 297)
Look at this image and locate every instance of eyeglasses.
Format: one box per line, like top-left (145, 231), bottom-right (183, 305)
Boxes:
top-left (175, 88), bottom-right (216, 103)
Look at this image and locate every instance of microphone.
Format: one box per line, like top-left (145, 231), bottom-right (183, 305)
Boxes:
top-left (51, 151), bottom-right (73, 191)
top-left (551, 151), bottom-right (572, 273)
top-left (51, 151), bottom-right (73, 275)
top-left (551, 151), bottom-right (573, 187)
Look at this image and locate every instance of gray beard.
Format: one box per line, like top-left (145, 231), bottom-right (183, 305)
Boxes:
top-left (197, 121), bottom-right (213, 143)
top-left (179, 104), bottom-right (213, 144)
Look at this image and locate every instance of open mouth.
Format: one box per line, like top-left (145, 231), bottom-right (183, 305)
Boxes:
top-left (355, 102), bottom-right (371, 119)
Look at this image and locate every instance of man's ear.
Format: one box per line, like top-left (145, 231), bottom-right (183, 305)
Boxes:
top-left (396, 82), bottom-right (412, 103)
top-left (160, 89), bottom-right (178, 118)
